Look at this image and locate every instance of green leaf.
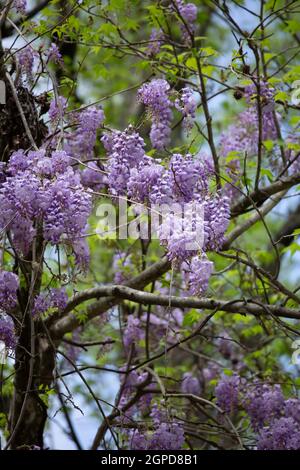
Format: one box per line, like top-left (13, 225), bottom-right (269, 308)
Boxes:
top-left (186, 57), bottom-right (197, 71)
top-left (263, 140), bottom-right (274, 151)
top-left (274, 91), bottom-right (289, 102)
top-left (260, 167), bottom-right (274, 182)
top-left (183, 309), bottom-right (202, 326)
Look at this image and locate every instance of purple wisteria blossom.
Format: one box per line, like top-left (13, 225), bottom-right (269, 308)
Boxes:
top-left (65, 106), bottom-right (105, 159)
top-left (17, 46), bottom-right (37, 79)
top-left (49, 96), bottom-right (67, 122)
top-left (0, 316), bottom-right (16, 349)
top-left (175, 87), bottom-right (197, 128)
top-left (147, 28), bottom-right (163, 56)
top-left (173, 0), bottom-right (198, 43)
top-left (183, 254), bottom-right (213, 296)
top-left (123, 315), bottom-right (144, 351)
top-left (138, 79), bottom-right (173, 149)
top-left (181, 372), bottom-right (201, 395)
top-left (257, 417), bottom-right (300, 450)
top-left (81, 162), bottom-right (107, 191)
top-left (104, 126), bottom-right (146, 195)
top-left (0, 270), bottom-right (19, 312)
top-left (13, 0), bottom-right (26, 14)
top-left (243, 383), bottom-right (284, 431)
top-left (215, 374), bottom-right (240, 414)
top-left (0, 149), bottom-right (92, 266)
top-left (46, 43), bottom-right (63, 64)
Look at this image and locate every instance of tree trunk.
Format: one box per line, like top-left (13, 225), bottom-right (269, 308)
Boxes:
top-left (9, 326), bottom-right (56, 449)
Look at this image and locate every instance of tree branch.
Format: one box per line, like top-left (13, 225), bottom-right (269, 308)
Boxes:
top-left (50, 256), bottom-right (171, 338)
top-left (2, 0), bottom-right (52, 38)
top-left (52, 284), bottom-right (300, 325)
top-left (231, 173), bottom-right (300, 217)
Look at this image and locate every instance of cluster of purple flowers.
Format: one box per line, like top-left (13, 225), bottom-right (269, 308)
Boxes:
top-left (127, 156), bottom-right (163, 204)
top-left (129, 404), bottom-right (185, 450)
top-left (214, 375), bottom-right (300, 449)
top-left (103, 126), bottom-right (146, 195)
top-left (123, 315), bottom-right (144, 352)
top-left (173, 0), bottom-right (198, 43)
top-left (257, 417), bottom-right (300, 450)
top-left (49, 96), bottom-right (67, 122)
top-left (32, 287), bottom-right (68, 317)
top-left (0, 270), bottom-right (19, 312)
top-left (102, 90), bottom-right (228, 291)
top-left (0, 271), bottom-right (18, 349)
top-left (242, 382), bottom-right (300, 449)
top-left (0, 149), bottom-right (92, 267)
top-left (243, 382), bottom-right (284, 431)
top-left (65, 106), bottom-right (105, 160)
top-left (181, 372), bottom-right (202, 395)
top-left (167, 153), bottom-right (204, 202)
top-left (147, 151), bottom-right (226, 281)
top-left (0, 315), bottom-right (16, 349)
top-left (80, 162), bottom-right (107, 191)
top-left (215, 374), bottom-right (241, 414)
top-left (146, 28), bottom-right (163, 57)
top-left (220, 82), bottom-right (278, 159)
top-left (46, 43), bottom-right (63, 65)
top-left (17, 46), bottom-right (37, 80)
top-left (175, 87), bottom-right (197, 129)
top-left (13, 0), bottom-right (26, 14)
top-left (203, 193), bottom-right (230, 250)
top-left (138, 79), bottom-right (197, 148)
top-left (183, 255), bottom-right (214, 296)
top-left (138, 79), bottom-right (173, 149)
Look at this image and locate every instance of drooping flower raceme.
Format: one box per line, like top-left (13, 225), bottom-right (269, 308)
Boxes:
top-left (129, 404), bottom-right (185, 450)
top-left (215, 374), bottom-right (240, 414)
top-left (13, 0), bottom-right (27, 14)
top-left (243, 382), bottom-right (285, 431)
top-left (43, 168), bottom-right (92, 246)
top-left (175, 87), bottom-right (197, 128)
top-left (147, 28), bottom-right (163, 57)
top-left (0, 315), bottom-right (16, 349)
top-left (123, 315), bottom-right (144, 352)
top-left (49, 96), bottom-right (67, 123)
top-left (104, 126), bottom-right (146, 195)
top-left (46, 43), bottom-right (63, 65)
top-left (0, 149), bottom-right (92, 267)
top-left (127, 156), bottom-right (163, 204)
top-left (173, 0), bottom-right (198, 43)
top-left (203, 193), bottom-right (230, 251)
top-left (0, 270), bottom-right (19, 312)
top-left (33, 288), bottom-right (68, 317)
top-left (65, 106), bottom-right (105, 160)
top-left (183, 254), bottom-right (214, 296)
top-left (257, 417), bottom-right (300, 450)
top-left (138, 79), bottom-right (173, 150)
top-left (181, 372), bottom-right (202, 395)
top-left (17, 46), bottom-right (37, 80)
